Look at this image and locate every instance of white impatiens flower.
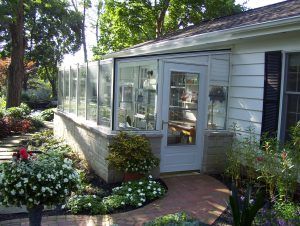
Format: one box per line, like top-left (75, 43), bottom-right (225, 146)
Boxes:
top-left (19, 189), bottom-right (24, 195)
top-left (41, 187), bottom-right (46, 192)
top-left (88, 203), bottom-right (91, 207)
top-left (29, 198), bottom-right (33, 202)
top-left (16, 182), bottom-right (22, 188)
top-left (138, 203), bottom-right (142, 206)
top-left (121, 201), bottom-right (125, 205)
top-left (11, 190), bottom-right (16, 195)
top-left (23, 178), bottom-right (28, 184)
top-left (139, 181), bottom-right (143, 185)
top-left (37, 173), bottom-right (41, 179)
top-left (128, 188), bottom-right (132, 192)
top-left (63, 178), bottom-right (69, 183)
top-left (93, 195), bottom-right (96, 198)
top-left (153, 191), bottom-right (157, 195)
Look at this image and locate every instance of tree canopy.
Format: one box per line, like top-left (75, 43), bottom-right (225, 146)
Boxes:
top-left (93, 0), bottom-right (245, 58)
top-left (0, 0), bottom-right (83, 106)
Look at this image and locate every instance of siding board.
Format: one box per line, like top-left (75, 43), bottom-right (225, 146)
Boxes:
top-left (229, 97), bottom-right (263, 111)
top-left (228, 52), bottom-right (265, 137)
top-left (228, 108), bottom-right (262, 123)
top-left (232, 53), bottom-right (265, 65)
top-left (232, 64), bottom-right (264, 76)
top-left (231, 75), bottom-right (264, 87)
top-left (230, 87), bottom-right (264, 99)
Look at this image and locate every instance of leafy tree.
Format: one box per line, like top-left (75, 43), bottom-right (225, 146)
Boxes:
top-left (0, 0), bottom-right (25, 108)
top-left (71, 0), bottom-right (92, 62)
top-left (0, 0), bottom-right (83, 106)
top-left (93, 0), bottom-right (245, 57)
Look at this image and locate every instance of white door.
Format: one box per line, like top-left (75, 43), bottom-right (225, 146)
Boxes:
top-left (161, 62), bottom-right (207, 173)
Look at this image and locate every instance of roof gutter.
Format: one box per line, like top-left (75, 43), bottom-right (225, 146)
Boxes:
top-left (104, 15), bottom-right (300, 59)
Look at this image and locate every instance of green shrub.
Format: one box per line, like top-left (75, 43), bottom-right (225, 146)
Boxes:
top-left (144, 212), bottom-right (200, 226)
top-left (103, 176), bottom-right (166, 211)
top-left (4, 103), bottom-right (31, 119)
top-left (5, 107), bottom-right (25, 119)
top-left (40, 108), bottom-right (54, 121)
top-left (66, 194), bottom-right (106, 215)
top-left (273, 201), bottom-right (300, 222)
top-left (20, 103), bottom-right (31, 115)
top-left (28, 116), bottom-right (45, 131)
top-left (0, 96), bottom-right (6, 110)
top-left (106, 132), bottom-right (160, 174)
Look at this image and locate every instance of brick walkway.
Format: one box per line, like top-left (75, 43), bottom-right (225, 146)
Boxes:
top-left (0, 174), bottom-right (230, 226)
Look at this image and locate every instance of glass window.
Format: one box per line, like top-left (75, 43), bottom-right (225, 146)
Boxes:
top-left (69, 65), bottom-right (77, 114)
top-left (63, 68), bottom-right (70, 112)
top-left (57, 70), bottom-right (63, 110)
top-left (168, 72), bottom-right (199, 145)
top-left (117, 61), bottom-right (158, 130)
top-left (207, 86), bottom-right (227, 130)
top-left (284, 53), bottom-right (300, 140)
top-left (87, 62), bottom-right (98, 121)
top-left (98, 61), bottom-right (112, 127)
top-left (78, 64), bottom-right (86, 118)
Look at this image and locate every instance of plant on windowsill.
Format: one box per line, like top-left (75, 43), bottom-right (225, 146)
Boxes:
top-left (0, 148), bottom-right (80, 226)
top-left (106, 132), bottom-right (160, 181)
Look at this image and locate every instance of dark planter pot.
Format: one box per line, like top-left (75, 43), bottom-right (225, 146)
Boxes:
top-left (27, 205), bottom-right (44, 226)
top-left (123, 172), bottom-right (145, 182)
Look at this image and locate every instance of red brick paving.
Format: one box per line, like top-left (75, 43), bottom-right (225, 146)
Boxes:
top-left (0, 174), bottom-right (229, 226)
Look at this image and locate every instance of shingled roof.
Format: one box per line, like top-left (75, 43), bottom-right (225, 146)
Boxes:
top-left (126, 0), bottom-right (300, 50)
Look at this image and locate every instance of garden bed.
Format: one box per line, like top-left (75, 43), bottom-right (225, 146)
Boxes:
top-left (0, 129), bottom-right (167, 222)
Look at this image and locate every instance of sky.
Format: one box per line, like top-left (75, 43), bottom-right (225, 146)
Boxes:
top-left (63, 0), bottom-right (286, 64)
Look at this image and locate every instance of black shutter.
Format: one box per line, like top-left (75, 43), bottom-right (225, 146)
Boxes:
top-left (261, 51), bottom-right (282, 137)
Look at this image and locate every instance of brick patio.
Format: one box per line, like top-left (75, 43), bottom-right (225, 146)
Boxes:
top-left (0, 174), bottom-right (230, 226)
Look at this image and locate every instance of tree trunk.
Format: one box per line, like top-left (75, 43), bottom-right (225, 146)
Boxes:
top-left (82, 0), bottom-right (88, 62)
top-left (45, 66), bottom-right (57, 98)
top-left (156, 0), bottom-right (170, 38)
top-left (6, 0), bottom-right (24, 108)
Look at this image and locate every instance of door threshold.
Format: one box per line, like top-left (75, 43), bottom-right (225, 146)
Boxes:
top-left (160, 170), bottom-right (201, 178)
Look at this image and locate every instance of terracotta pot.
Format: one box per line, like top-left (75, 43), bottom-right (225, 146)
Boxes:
top-left (27, 204), bottom-right (44, 226)
top-left (123, 172), bottom-right (145, 182)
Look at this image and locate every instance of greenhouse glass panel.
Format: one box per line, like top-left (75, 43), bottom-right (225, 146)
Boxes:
top-left (63, 68), bottom-right (70, 112)
top-left (87, 62), bottom-right (98, 121)
top-left (78, 64), bottom-right (86, 118)
top-left (69, 65), bottom-right (77, 114)
top-left (117, 61), bottom-right (158, 130)
top-left (207, 85), bottom-right (228, 130)
top-left (98, 61), bottom-right (112, 127)
top-left (58, 70), bottom-right (63, 110)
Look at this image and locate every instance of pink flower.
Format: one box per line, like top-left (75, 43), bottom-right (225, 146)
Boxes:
top-left (19, 148), bottom-right (28, 160)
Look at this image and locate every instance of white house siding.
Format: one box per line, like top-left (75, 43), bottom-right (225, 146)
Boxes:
top-left (228, 31), bottom-right (300, 138)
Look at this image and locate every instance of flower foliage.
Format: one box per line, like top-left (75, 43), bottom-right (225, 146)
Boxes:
top-left (66, 176), bottom-right (166, 215)
top-left (66, 194), bottom-right (106, 215)
top-left (106, 132), bottom-right (160, 174)
top-left (0, 148), bottom-right (80, 208)
top-left (103, 176), bottom-right (166, 210)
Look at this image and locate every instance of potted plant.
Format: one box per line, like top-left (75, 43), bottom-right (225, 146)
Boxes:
top-left (106, 132), bottom-right (160, 181)
top-left (0, 148), bottom-right (80, 226)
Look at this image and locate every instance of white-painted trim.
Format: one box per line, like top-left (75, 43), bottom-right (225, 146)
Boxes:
top-left (278, 51), bottom-right (286, 140)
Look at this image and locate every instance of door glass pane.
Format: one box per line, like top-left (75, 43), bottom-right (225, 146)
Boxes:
top-left (168, 71), bottom-right (199, 145)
